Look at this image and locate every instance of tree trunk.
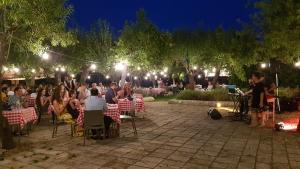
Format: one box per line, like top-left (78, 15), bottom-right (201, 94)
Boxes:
top-left (56, 72), bottom-right (62, 85)
top-left (212, 66), bottom-right (221, 88)
top-left (0, 34), bottom-right (8, 84)
top-left (80, 68), bottom-right (89, 84)
top-left (30, 76), bottom-right (35, 87)
top-left (120, 65), bottom-right (128, 88)
top-left (186, 72), bottom-right (195, 90)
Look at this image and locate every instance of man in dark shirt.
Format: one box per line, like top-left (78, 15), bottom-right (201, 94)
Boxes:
top-left (250, 72), bottom-right (265, 127)
top-left (104, 82), bottom-right (118, 137)
top-left (105, 82), bottom-right (118, 104)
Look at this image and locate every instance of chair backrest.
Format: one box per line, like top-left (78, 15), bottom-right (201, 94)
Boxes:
top-left (84, 110), bottom-right (104, 128)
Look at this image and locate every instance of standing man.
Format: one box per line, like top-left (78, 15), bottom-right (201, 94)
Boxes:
top-left (250, 72), bottom-right (266, 127)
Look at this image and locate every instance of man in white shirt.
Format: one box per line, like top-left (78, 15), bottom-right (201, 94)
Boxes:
top-left (84, 88), bottom-right (107, 139)
top-left (85, 88), bottom-right (107, 111)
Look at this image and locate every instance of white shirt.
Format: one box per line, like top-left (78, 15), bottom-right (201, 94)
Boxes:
top-left (84, 96), bottom-right (107, 111)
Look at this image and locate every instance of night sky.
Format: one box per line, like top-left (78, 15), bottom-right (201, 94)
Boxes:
top-left (68, 0), bottom-right (256, 32)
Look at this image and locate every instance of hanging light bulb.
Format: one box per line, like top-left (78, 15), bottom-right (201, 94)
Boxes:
top-left (60, 67), bottom-right (66, 72)
top-left (3, 66), bottom-right (8, 71)
top-left (105, 75), bottom-right (110, 79)
top-left (87, 75), bottom-right (91, 79)
top-left (134, 76), bottom-right (138, 80)
top-left (31, 69), bottom-right (36, 73)
top-left (90, 64), bottom-right (96, 70)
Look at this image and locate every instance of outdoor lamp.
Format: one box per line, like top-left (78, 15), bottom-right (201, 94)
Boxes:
top-left (261, 63), bottom-right (267, 69)
top-left (115, 62), bottom-right (125, 71)
top-left (41, 52), bottom-right (49, 60)
top-left (3, 66), bottom-right (8, 71)
top-left (91, 64), bottom-right (96, 70)
top-left (13, 67), bottom-right (20, 73)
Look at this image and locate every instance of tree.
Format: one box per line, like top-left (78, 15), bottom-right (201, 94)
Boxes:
top-left (254, 0), bottom-right (300, 63)
top-left (0, 0), bottom-right (75, 81)
top-left (68, 20), bottom-right (114, 83)
top-left (117, 10), bottom-right (171, 87)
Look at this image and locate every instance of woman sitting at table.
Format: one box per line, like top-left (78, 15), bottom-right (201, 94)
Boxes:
top-left (66, 90), bottom-right (80, 119)
top-left (36, 88), bottom-right (50, 115)
top-left (52, 86), bottom-right (74, 124)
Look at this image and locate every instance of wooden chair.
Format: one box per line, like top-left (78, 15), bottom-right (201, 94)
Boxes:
top-left (52, 113), bottom-right (75, 138)
top-left (83, 110), bottom-right (105, 145)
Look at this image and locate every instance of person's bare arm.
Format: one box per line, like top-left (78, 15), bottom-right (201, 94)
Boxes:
top-left (259, 92), bottom-right (264, 108)
top-left (53, 101), bottom-right (65, 115)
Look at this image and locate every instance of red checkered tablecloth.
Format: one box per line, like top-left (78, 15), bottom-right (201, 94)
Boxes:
top-left (105, 104), bottom-right (121, 124)
top-left (118, 99), bottom-right (133, 112)
top-left (135, 98), bottom-right (145, 112)
top-left (26, 97), bottom-right (36, 107)
top-left (77, 104), bottom-right (120, 127)
top-left (2, 107), bottom-right (38, 129)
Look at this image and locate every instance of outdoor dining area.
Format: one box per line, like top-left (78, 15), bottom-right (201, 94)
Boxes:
top-left (0, 81), bottom-right (146, 146)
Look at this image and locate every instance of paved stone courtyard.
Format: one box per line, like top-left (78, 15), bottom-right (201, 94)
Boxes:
top-left (1, 102), bottom-right (300, 169)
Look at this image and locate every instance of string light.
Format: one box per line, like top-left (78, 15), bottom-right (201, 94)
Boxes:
top-left (31, 69), bottom-right (36, 73)
top-left (261, 63), bottom-right (267, 69)
top-left (90, 64), bottom-right (96, 70)
top-left (70, 74), bottom-right (75, 78)
top-left (13, 67), bottom-right (20, 73)
top-left (87, 75), bottom-right (91, 79)
top-left (3, 66), bottom-right (8, 71)
top-left (41, 52), bottom-right (49, 60)
top-left (127, 73), bottom-right (130, 76)
top-left (60, 67), bottom-right (66, 72)
top-left (134, 76), bottom-right (138, 80)
top-left (105, 75), bottom-right (110, 79)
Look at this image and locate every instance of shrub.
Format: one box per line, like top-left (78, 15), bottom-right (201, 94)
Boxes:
top-left (176, 88), bottom-right (231, 101)
top-left (278, 88), bottom-right (300, 98)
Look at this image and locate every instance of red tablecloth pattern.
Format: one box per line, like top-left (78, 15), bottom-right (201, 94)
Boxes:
top-left (26, 97), bottom-right (36, 107)
top-left (2, 107), bottom-right (38, 129)
top-left (77, 104), bottom-right (120, 127)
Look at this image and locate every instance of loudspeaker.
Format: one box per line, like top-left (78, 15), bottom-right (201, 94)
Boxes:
top-left (208, 108), bottom-right (222, 120)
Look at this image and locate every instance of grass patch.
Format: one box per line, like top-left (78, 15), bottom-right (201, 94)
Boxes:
top-left (176, 89), bottom-right (231, 101)
top-left (155, 94), bottom-right (177, 101)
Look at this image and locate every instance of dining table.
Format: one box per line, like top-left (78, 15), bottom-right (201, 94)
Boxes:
top-left (2, 107), bottom-right (38, 129)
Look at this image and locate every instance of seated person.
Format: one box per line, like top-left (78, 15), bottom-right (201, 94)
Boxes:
top-left (105, 82), bottom-right (118, 104)
top-left (8, 87), bottom-right (24, 109)
top-left (67, 90), bottom-right (80, 119)
top-left (85, 88), bottom-right (107, 111)
top-left (85, 88), bottom-right (108, 138)
top-left (1, 87), bottom-right (8, 103)
top-left (52, 87), bottom-right (74, 124)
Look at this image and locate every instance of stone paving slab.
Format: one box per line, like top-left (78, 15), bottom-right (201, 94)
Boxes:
top-left (0, 102), bottom-right (300, 169)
